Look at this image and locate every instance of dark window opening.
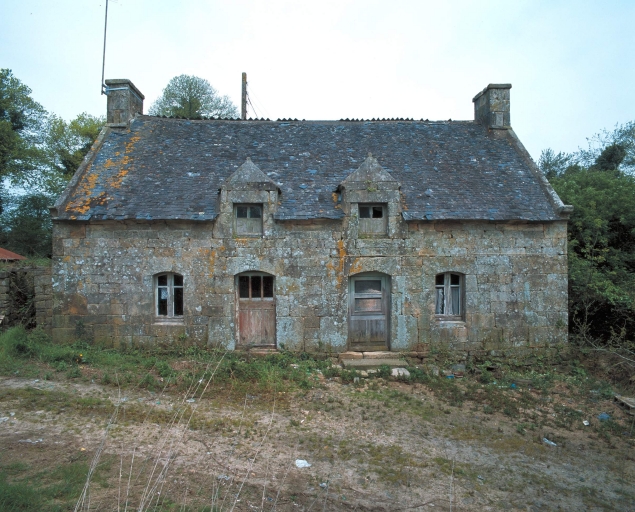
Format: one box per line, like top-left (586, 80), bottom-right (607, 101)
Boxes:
top-left (238, 274), bottom-right (275, 300)
top-left (435, 272), bottom-right (463, 319)
top-left (156, 273), bottom-right (184, 318)
top-left (235, 204), bottom-right (263, 235)
top-left (358, 204), bottom-right (387, 235)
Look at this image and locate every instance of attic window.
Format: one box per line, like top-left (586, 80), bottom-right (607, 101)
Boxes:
top-left (235, 204), bottom-right (263, 235)
top-left (358, 204), bottom-right (387, 235)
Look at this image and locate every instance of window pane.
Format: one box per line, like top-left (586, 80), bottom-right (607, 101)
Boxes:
top-left (249, 206), bottom-right (262, 218)
top-left (174, 274), bottom-right (183, 286)
top-left (236, 206), bottom-right (248, 218)
top-left (355, 298), bottom-right (382, 312)
top-left (158, 274), bottom-right (168, 286)
top-left (174, 287), bottom-right (184, 316)
top-left (158, 287), bottom-right (168, 316)
top-left (435, 287), bottom-right (445, 314)
top-left (251, 275), bottom-right (262, 298)
top-left (372, 206), bottom-right (383, 218)
top-left (263, 276), bottom-right (274, 298)
top-left (435, 274), bottom-right (445, 286)
top-left (355, 280), bottom-right (382, 294)
top-left (450, 274), bottom-right (460, 286)
top-left (359, 206), bottom-right (371, 218)
top-left (239, 276), bottom-right (250, 298)
top-left (451, 287), bottom-right (460, 315)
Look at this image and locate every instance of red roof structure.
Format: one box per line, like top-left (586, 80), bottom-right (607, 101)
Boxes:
top-left (0, 247), bottom-right (26, 261)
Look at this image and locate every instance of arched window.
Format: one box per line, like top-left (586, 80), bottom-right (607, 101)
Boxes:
top-left (435, 273), bottom-right (464, 320)
top-left (155, 273), bottom-right (184, 318)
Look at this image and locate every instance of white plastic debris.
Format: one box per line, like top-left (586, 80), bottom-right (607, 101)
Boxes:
top-left (295, 459), bottom-right (311, 468)
top-left (542, 438), bottom-right (557, 447)
top-left (391, 368), bottom-right (410, 378)
top-left (583, 420), bottom-right (590, 426)
top-left (0, 417), bottom-right (9, 423)
top-left (186, 398), bottom-right (195, 403)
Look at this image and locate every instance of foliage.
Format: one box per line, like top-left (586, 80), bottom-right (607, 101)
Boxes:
top-left (0, 70), bottom-right (104, 256)
top-left (541, 122), bottom-right (635, 343)
top-left (44, 112), bottom-right (105, 190)
top-left (0, 69), bottom-right (48, 214)
top-left (0, 192), bottom-right (53, 256)
top-left (148, 74), bottom-right (239, 119)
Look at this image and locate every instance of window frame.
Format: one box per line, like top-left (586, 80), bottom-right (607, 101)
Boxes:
top-left (155, 272), bottom-right (184, 322)
top-left (434, 272), bottom-right (464, 321)
top-left (357, 203), bottom-right (387, 236)
top-left (234, 203), bottom-right (263, 236)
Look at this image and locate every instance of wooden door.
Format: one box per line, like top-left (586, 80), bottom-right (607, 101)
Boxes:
top-left (237, 273), bottom-right (276, 347)
top-left (349, 274), bottom-right (389, 351)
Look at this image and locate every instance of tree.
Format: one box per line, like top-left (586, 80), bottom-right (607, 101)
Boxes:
top-left (44, 113), bottom-right (105, 193)
top-left (0, 191), bottom-right (52, 257)
top-left (546, 136), bottom-right (635, 344)
top-left (148, 75), bottom-right (239, 119)
top-left (0, 69), bottom-right (47, 212)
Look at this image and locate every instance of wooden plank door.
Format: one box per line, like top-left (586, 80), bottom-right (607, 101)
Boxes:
top-left (237, 274), bottom-right (276, 347)
top-left (349, 275), bottom-right (389, 351)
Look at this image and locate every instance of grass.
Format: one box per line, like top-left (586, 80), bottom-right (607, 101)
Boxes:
top-left (0, 455), bottom-right (111, 512)
top-left (0, 326), bottom-right (633, 510)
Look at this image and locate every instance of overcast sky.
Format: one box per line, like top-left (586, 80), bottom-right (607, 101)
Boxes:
top-left (1, 0), bottom-right (634, 160)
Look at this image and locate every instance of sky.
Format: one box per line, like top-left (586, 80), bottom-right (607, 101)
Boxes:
top-left (1, 0), bottom-right (634, 161)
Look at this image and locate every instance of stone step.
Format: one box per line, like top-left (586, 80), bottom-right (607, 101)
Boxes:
top-left (341, 358), bottom-right (408, 370)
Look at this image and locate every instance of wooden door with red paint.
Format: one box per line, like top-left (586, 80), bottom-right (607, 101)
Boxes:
top-left (237, 273), bottom-right (276, 347)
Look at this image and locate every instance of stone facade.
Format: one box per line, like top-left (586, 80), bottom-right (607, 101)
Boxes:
top-left (51, 213), bottom-right (568, 350)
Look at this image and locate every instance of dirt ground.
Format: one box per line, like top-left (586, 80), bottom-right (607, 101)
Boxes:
top-left (0, 370), bottom-right (634, 511)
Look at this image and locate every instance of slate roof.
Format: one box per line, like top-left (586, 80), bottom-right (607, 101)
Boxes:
top-left (54, 116), bottom-right (565, 222)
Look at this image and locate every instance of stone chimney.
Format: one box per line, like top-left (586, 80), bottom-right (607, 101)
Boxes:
top-left (472, 83), bottom-right (511, 129)
top-left (105, 79), bottom-right (144, 126)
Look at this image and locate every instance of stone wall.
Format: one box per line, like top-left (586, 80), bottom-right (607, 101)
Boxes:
top-left (0, 266), bottom-right (52, 331)
top-left (51, 215), bottom-right (568, 352)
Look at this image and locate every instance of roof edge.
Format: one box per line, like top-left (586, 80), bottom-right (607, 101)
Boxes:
top-left (505, 128), bottom-right (573, 219)
top-left (51, 125), bottom-right (113, 218)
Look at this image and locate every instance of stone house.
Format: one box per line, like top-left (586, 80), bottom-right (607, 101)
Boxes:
top-left (50, 80), bottom-right (571, 353)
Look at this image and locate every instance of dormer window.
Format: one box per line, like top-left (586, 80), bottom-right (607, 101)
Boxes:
top-left (235, 204), bottom-right (263, 235)
top-left (358, 204), bottom-right (387, 235)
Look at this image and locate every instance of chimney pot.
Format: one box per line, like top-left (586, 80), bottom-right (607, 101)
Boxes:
top-left (472, 83), bottom-right (511, 129)
top-left (105, 79), bottom-right (144, 126)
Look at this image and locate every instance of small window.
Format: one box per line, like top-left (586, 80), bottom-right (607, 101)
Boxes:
top-left (156, 273), bottom-right (184, 318)
top-left (358, 204), bottom-right (387, 235)
top-left (238, 274), bottom-right (274, 299)
top-left (435, 272), bottom-right (464, 319)
top-left (235, 204), bottom-right (263, 235)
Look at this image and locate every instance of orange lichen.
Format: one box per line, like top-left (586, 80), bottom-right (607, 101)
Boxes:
top-left (326, 239), bottom-right (347, 287)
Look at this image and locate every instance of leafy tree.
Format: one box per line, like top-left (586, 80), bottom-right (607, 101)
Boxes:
top-left (0, 69), bottom-right (47, 212)
top-left (0, 191), bottom-right (53, 257)
top-left (44, 113), bottom-right (105, 193)
top-left (545, 128), bottom-right (635, 343)
top-left (148, 75), bottom-right (239, 119)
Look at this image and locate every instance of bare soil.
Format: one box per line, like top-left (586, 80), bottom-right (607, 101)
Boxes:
top-left (0, 372), bottom-right (634, 511)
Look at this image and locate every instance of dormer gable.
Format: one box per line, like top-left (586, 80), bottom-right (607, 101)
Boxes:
top-left (339, 154), bottom-right (399, 191)
top-left (221, 157), bottom-right (279, 192)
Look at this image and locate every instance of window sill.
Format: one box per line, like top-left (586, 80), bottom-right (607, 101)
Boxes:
top-left (154, 317), bottom-right (184, 326)
top-left (434, 316), bottom-right (466, 326)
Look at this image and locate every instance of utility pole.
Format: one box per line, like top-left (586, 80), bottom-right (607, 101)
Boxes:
top-left (241, 72), bottom-right (247, 120)
top-left (101, 0), bottom-right (109, 94)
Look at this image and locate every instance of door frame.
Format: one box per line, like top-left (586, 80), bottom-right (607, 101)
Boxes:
top-left (348, 272), bottom-right (391, 351)
top-left (234, 271), bottom-right (277, 348)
